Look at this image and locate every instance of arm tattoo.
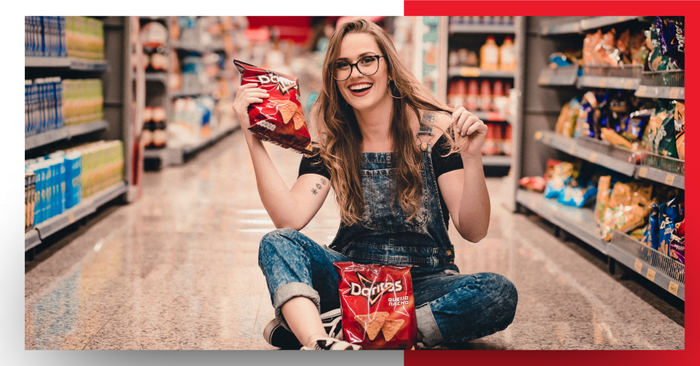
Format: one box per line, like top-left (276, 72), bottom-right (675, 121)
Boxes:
top-left (311, 189), bottom-right (318, 195)
top-left (321, 178), bottom-right (327, 185)
top-left (316, 183), bottom-right (322, 189)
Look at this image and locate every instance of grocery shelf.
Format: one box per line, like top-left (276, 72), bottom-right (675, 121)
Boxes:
top-left (540, 16), bottom-right (649, 36)
top-left (25, 57), bottom-right (71, 68)
top-left (449, 24), bottom-right (516, 34)
top-left (516, 188), bottom-right (607, 255)
top-left (577, 76), bottom-right (640, 91)
top-left (608, 231), bottom-right (684, 300)
top-left (635, 85), bottom-right (685, 100)
top-left (448, 67), bottom-right (515, 78)
top-left (25, 57), bottom-right (108, 71)
top-left (171, 85), bottom-right (218, 98)
top-left (145, 125), bottom-right (238, 169)
top-left (25, 229), bottom-right (41, 251)
top-left (483, 155), bottom-right (511, 167)
top-left (170, 40), bottom-right (225, 53)
top-left (534, 131), bottom-right (636, 176)
top-left (637, 165), bottom-right (684, 189)
top-left (538, 65), bottom-right (578, 86)
top-left (30, 181), bottom-right (127, 248)
top-left (25, 120), bottom-right (109, 151)
top-left (473, 110), bottom-right (507, 122)
top-left (145, 72), bottom-right (168, 84)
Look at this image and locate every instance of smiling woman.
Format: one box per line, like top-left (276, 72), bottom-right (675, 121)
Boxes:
top-left (232, 17), bottom-right (516, 351)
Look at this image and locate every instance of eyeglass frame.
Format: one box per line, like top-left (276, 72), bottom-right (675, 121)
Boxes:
top-left (333, 55), bottom-right (385, 81)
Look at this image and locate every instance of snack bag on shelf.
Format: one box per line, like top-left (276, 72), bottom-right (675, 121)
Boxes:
top-left (599, 182), bottom-right (653, 241)
top-left (600, 128), bottom-right (634, 150)
top-left (622, 109), bottom-right (653, 145)
top-left (629, 31), bottom-right (649, 66)
top-left (648, 21), bottom-right (680, 71)
top-left (575, 92), bottom-right (598, 138)
top-left (595, 29), bottom-right (619, 66)
top-left (334, 262), bottom-right (417, 350)
top-left (543, 161), bottom-right (577, 199)
top-left (555, 97), bottom-right (580, 138)
top-left (519, 176), bottom-right (546, 192)
top-left (674, 101), bottom-right (685, 160)
top-left (594, 176), bottom-right (612, 224)
top-left (234, 60), bottom-right (313, 155)
top-left (658, 198), bottom-right (683, 256)
top-left (558, 185), bottom-right (597, 208)
top-left (617, 29), bottom-right (631, 64)
top-left (669, 219), bottom-right (685, 264)
top-left (656, 17), bottom-right (685, 69)
top-left (583, 31), bottom-right (602, 65)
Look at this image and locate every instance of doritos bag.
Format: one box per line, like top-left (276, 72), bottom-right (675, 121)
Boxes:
top-left (234, 60), bottom-right (313, 155)
top-left (334, 262), bottom-right (416, 350)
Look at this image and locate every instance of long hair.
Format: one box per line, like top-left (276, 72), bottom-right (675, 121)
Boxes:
top-left (312, 18), bottom-right (458, 226)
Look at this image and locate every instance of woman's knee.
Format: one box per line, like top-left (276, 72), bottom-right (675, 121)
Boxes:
top-left (482, 273), bottom-right (518, 323)
top-left (258, 228), bottom-right (310, 267)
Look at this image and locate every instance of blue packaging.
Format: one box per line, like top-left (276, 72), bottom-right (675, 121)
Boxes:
top-left (55, 77), bottom-right (64, 128)
top-left (558, 186), bottom-right (598, 208)
top-left (648, 203), bottom-right (661, 252)
top-left (658, 198), bottom-right (683, 257)
top-left (59, 17), bottom-right (66, 57)
top-left (25, 80), bottom-right (31, 136)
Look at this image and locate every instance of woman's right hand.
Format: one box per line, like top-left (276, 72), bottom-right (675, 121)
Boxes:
top-left (232, 83), bottom-right (269, 130)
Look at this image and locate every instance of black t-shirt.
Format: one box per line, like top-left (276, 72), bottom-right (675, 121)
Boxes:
top-left (298, 134), bottom-right (464, 224)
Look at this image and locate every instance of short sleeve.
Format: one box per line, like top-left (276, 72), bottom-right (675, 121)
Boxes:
top-left (298, 150), bottom-right (331, 180)
top-left (431, 135), bottom-right (463, 178)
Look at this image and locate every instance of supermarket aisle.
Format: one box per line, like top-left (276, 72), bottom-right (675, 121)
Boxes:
top-left (24, 129), bottom-right (684, 350)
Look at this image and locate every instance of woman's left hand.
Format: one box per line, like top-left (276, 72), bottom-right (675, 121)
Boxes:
top-left (452, 106), bottom-right (488, 159)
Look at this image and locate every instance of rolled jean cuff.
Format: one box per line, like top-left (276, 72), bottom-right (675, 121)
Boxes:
top-left (273, 282), bottom-right (321, 331)
top-left (416, 303), bottom-right (444, 347)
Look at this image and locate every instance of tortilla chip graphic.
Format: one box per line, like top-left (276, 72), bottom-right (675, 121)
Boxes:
top-left (292, 111), bottom-right (306, 131)
top-left (277, 101), bottom-right (297, 124)
top-left (381, 319), bottom-right (404, 341)
top-left (355, 312), bottom-right (389, 341)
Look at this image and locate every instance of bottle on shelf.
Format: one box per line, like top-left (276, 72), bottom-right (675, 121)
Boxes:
top-left (151, 107), bottom-right (167, 149)
top-left (478, 80), bottom-right (492, 112)
top-left (480, 36), bottom-right (500, 71)
top-left (500, 36), bottom-right (516, 72)
top-left (466, 79), bottom-right (479, 111)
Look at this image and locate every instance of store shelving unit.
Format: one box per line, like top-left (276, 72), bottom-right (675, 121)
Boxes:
top-left (445, 17), bottom-right (525, 173)
top-left (25, 17), bottom-right (138, 257)
top-left (141, 16), bottom-right (241, 171)
top-left (515, 16), bottom-right (685, 301)
top-left (25, 120), bottom-right (109, 150)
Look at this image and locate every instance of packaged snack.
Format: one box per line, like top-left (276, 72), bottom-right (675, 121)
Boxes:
top-left (674, 101), bottom-right (685, 160)
top-left (334, 262), bottom-right (417, 350)
top-left (575, 92), bottom-right (598, 138)
top-left (669, 219), bottom-right (685, 264)
top-left (658, 198), bottom-right (683, 256)
top-left (648, 202), bottom-right (661, 250)
top-left (519, 176), bottom-right (546, 192)
top-left (599, 182), bottom-right (653, 241)
top-left (558, 185), bottom-right (597, 208)
top-left (656, 17), bottom-right (684, 69)
top-left (234, 60), bottom-right (313, 155)
top-left (543, 161), bottom-right (576, 199)
top-left (555, 97), bottom-right (580, 138)
top-left (594, 176), bottom-right (612, 224)
top-left (595, 29), bottom-right (619, 66)
top-left (622, 109), bottom-right (653, 144)
top-left (648, 22), bottom-right (680, 71)
top-left (600, 128), bottom-right (634, 150)
top-left (629, 31), bottom-right (648, 66)
top-left (617, 29), bottom-right (631, 64)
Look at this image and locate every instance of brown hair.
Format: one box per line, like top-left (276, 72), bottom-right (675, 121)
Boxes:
top-left (312, 18), bottom-right (457, 226)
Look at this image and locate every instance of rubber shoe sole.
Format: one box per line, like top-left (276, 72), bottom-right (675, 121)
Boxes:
top-left (263, 308), bottom-right (343, 350)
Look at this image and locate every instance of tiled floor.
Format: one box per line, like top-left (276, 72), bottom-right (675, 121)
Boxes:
top-left (25, 129), bottom-right (684, 350)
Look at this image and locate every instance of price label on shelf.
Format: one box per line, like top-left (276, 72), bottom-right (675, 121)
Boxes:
top-left (646, 268), bottom-right (656, 282)
top-left (534, 131), bottom-right (543, 141)
top-left (618, 16), bottom-right (627, 21)
top-left (665, 174), bottom-right (675, 186)
top-left (541, 27), bottom-right (549, 36)
top-left (669, 88), bottom-right (680, 99)
top-left (638, 167), bottom-right (648, 178)
top-left (668, 281), bottom-right (679, 296)
top-left (539, 75), bottom-right (551, 85)
top-left (544, 135), bottom-right (551, 144)
top-left (589, 153), bottom-right (598, 163)
top-left (598, 78), bottom-right (607, 88)
top-left (68, 213), bottom-right (76, 224)
top-left (634, 259), bottom-right (643, 273)
top-left (569, 144), bottom-right (576, 155)
top-left (624, 79), bottom-right (634, 90)
top-left (637, 85), bottom-right (648, 96)
top-left (577, 21), bottom-right (586, 32)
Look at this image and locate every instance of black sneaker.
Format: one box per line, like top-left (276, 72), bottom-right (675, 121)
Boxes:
top-left (263, 308), bottom-right (343, 350)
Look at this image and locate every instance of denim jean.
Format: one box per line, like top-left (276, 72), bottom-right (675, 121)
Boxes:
top-left (258, 228), bottom-right (518, 346)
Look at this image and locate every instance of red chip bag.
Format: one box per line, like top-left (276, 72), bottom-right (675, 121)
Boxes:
top-left (234, 60), bottom-right (313, 155)
top-left (334, 261), bottom-right (417, 350)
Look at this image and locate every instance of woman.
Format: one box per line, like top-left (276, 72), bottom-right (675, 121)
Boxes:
top-left (232, 18), bottom-right (517, 351)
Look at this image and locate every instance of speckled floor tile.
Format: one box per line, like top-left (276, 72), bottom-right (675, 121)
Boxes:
top-left (25, 130), bottom-right (683, 350)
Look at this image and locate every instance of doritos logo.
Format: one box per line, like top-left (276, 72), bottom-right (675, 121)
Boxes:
top-left (349, 272), bottom-right (403, 306)
top-left (255, 73), bottom-right (297, 95)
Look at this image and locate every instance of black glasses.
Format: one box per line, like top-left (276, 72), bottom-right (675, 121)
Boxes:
top-left (333, 55), bottom-right (384, 81)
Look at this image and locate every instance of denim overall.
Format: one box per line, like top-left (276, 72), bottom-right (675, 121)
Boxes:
top-left (258, 124), bottom-right (517, 346)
